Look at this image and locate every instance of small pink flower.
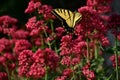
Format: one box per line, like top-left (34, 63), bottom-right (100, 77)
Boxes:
top-left (43, 48), bottom-right (59, 69)
top-left (55, 27), bottom-right (65, 37)
top-left (11, 30), bottom-right (29, 39)
top-left (82, 64), bottom-right (95, 80)
top-left (117, 33), bottom-right (120, 41)
top-left (0, 72), bottom-right (8, 80)
top-left (55, 76), bottom-right (67, 80)
top-left (109, 55), bottom-right (120, 67)
top-left (87, 0), bottom-right (113, 14)
top-left (25, 1), bottom-right (41, 13)
top-left (0, 15), bottom-right (17, 26)
top-left (101, 37), bottom-right (110, 47)
top-left (33, 49), bottom-right (44, 63)
top-left (0, 38), bottom-right (13, 52)
top-left (33, 37), bottom-right (42, 46)
top-left (62, 68), bottom-right (73, 76)
top-left (4, 53), bottom-right (15, 61)
top-left (38, 5), bottom-right (55, 20)
top-left (61, 56), bottom-right (71, 66)
top-left (27, 63), bottom-right (45, 78)
top-left (18, 50), bottom-right (33, 77)
top-left (14, 39), bottom-right (31, 55)
top-left (0, 56), bottom-right (6, 66)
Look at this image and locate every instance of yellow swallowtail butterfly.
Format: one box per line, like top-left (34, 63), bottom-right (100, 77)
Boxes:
top-left (51, 8), bottom-right (82, 32)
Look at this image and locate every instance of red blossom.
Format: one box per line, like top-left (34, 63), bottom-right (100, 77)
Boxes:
top-left (62, 68), bottom-right (73, 76)
top-left (26, 16), bottom-right (47, 36)
top-left (0, 15), bottom-right (17, 26)
top-left (38, 5), bottom-right (55, 20)
top-left (18, 50), bottom-right (33, 77)
top-left (55, 76), bottom-right (67, 80)
top-left (55, 27), bottom-right (65, 37)
top-left (101, 37), bottom-right (110, 47)
top-left (25, 1), bottom-right (41, 13)
top-left (33, 49), bottom-right (44, 64)
top-left (14, 40), bottom-right (32, 55)
top-left (108, 14), bottom-right (120, 29)
top-left (87, 0), bottom-right (113, 14)
top-left (82, 64), bottom-right (95, 80)
top-left (43, 48), bottom-right (59, 69)
top-left (109, 55), bottom-right (120, 67)
top-left (10, 30), bottom-right (29, 39)
top-left (78, 6), bottom-right (106, 35)
top-left (27, 63), bottom-right (45, 78)
top-left (3, 53), bottom-right (15, 61)
top-left (0, 38), bottom-right (13, 52)
top-left (0, 56), bottom-right (6, 66)
top-left (117, 32), bottom-right (120, 41)
top-left (61, 56), bottom-right (71, 66)
top-left (0, 72), bottom-right (8, 80)
top-left (33, 37), bottom-right (42, 46)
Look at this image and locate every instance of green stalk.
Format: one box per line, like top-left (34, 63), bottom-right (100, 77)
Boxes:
top-left (115, 36), bottom-right (119, 80)
top-left (86, 34), bottom-right (90, 63)
top-left (71, 71), bottom-right (75, 80)
top-left (50, 19), bottom-right (54, 33)
top-left (94, 41), bottom-right (99, 59)
top-left (5, 66), bottom-right (11, 80)
top-left (43, 26), bottom-right (52, 49)
top-left (45, 66), bottom-right (48, 80)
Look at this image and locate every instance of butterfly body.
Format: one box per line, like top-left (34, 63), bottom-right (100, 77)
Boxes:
top-left (51, 9), bottom-right (82, 32)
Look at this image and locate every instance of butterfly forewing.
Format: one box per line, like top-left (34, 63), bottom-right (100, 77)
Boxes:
top-left (51, 9), bottom-right (82, 30)
top-left (52, 9), bottom-right (72, 20)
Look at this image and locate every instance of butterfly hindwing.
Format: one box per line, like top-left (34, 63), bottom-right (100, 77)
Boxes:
top-left (73, 12), bottom-right (82, 27)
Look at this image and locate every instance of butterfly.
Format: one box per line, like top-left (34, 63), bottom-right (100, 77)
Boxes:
top-left (51, 8), bottom-right (82, 32)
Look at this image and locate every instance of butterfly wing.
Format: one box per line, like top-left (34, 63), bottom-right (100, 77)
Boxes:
top-left (52, 9), bottom-right (82, 29)
top-left (73, 12), bottom-right (82, 27)
top-left (52, 9), bottom-right (74, 27)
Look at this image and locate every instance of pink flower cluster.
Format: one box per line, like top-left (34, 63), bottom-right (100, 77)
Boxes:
top-left (109, 55), bottom-right (120, 67)
top-left (0, 15), bottom-right (17, 35)
top-left (26, 16), bottom-right (47, 37)
top-left (87, 0), bottom-right (112, 14)
top-left (18, 48), bottom-right (59, 78)
top-left (25, 0), bottom-right (55, 20)
top-left (1, 0), bottom-right (120, 80)
top-left (0, 38), bottom-right (13, 53)
top-left (14, 39), bottom-right (32, 55)
top-left (0, 72), bottom-right (8, 80)
top-left (82, 63), bottom-right (95, 80)
top-left (55, 68), bottom-right (73, 80)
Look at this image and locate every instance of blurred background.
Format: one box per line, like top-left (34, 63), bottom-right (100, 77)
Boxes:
top-left (0, 0), bottom-right (86, 25)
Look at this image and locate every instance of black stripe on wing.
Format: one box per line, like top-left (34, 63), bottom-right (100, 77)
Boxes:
top-left (51, 9), bottom-right (74, 32)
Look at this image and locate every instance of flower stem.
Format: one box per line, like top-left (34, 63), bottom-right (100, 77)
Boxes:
top-left (86, 34), bottom-right (90, 63)
top-left (43, 26), bottom-right (52, 49)
top-left (94, 41), bottom-right (99, 59)
top-left (115, 37), bottom-right (119, 80)
top-left (5, 66), bottom-right (11, 80)
top-left (50, 19), bottom-right (54, 33)
top-left (45, 66), bottom-right (48, 80)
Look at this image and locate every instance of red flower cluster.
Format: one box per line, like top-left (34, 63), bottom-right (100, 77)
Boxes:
top-left (55, 68), bottom-right (73, 80)
top-left (0, 16), bottom-right (17, 35)
top-left (0, 0), bottom-right (119, 79)
top-left (14, 39), bottom-right (32, 55)
top-left (109, 55), bottom-right (120, 67)
top-left (82, 64), bottom-right (95, 80)
top-left (87, 0), bottom-right (113, 14)
top-left (0, 38), bottom-right (13, 53)
top-left (18, 48), bottom-right (59, 78)
top-left (0, 72), bottom-right (8, 80)
top-left (25, 0), bottom-right (55, 20)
